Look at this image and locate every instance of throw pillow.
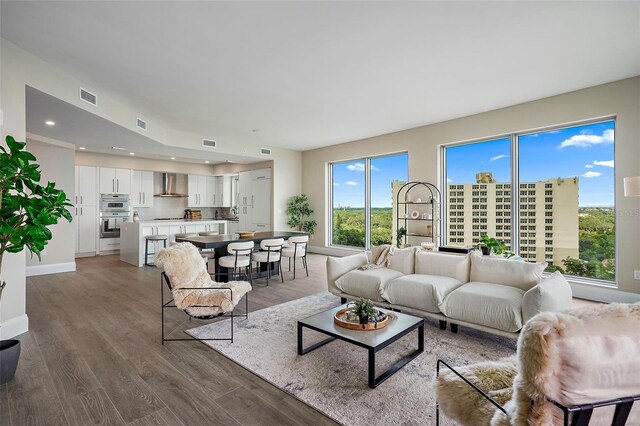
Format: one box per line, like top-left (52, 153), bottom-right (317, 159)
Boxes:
top-left (415, 250), bottom-right (470, 283)
top-left (387, 246), bottom-right (416, 275)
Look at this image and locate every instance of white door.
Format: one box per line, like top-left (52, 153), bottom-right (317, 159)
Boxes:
top-left (141, 171), bottom-right (154, 207)
top-left (77, 166), bottom-right (97, 205)
top-left (99, 167), bottom-right (116, 194)
top-left (77, 204), bottom-right (97, 253)
top-left (115, 168), bottom-right (131, 194)
top-left (131, 170), bottom-right (143, 206)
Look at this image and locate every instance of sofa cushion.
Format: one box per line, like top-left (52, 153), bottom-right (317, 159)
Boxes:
top-left (440, 282), bottom-right (525, 333)
top-left (415, 250), bottom-right (470, 283)
top-left (387, 246), bottom-right (416, 275)
top-left (470, 254), bottom-right (546, 292)
top-left (522, 271), bottom-right (573, 323)
top-left (334, 268), bottom-right (403, 301)
top-left (381, 274), bottom-right (463, 313)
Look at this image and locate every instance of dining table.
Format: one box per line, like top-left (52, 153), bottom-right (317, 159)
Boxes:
top-left (175, 231), bottom-right (308, 281)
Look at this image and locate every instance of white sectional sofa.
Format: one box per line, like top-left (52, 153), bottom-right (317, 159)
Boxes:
top-left (326, 248), bottom-right (573, 338)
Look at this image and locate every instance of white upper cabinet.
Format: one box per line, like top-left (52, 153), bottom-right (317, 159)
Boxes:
top-left (131, 170), bottom-right (154, 207)
top-left (221, 176), bottom-right (232, 207)
top-left (237, 168), bottom-right (272, 230)
top-left (75, 165), bottom-right (97, 206)
top-left (206, 176), bottom-right (218, 207)
top-left (99, 167), bottom-right (131, 194)
top-left (187, 174), bottom-right (208, 207)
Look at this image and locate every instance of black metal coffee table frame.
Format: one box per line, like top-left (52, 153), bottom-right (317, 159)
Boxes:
top-left (297, 311), bottom-right (424, 388)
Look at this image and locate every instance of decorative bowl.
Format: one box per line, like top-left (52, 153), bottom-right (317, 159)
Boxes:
top-left (238, 231), bottom-right (256, 238)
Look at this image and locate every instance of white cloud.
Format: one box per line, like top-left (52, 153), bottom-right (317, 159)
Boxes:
top-left (343, 181), bottom-right (358, 186)
top-left (582, 171), bottom-right (602, 178)
top-left (346, 162), bottom-right (379, 172)
top-left (559, 129), bottom-right (614, 149)
top-left (593, 160), bottom-right (614, 168)
top-left (490, 154), bottom-right (507, 162)
top-left (333, 182), bottom-right (340, 186)
top-left (585, 164), bottom-right (594, 168)
top-left (447, 178), bottom-right (453, 183)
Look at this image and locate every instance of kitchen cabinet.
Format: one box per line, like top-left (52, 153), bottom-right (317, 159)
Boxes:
top-left (131, 170), bottom-right (154, 207)
top-left (188, 174), bottom-right (208, 207)
top-left (206, 176), bottom-right (218, 207)
top-left (75, 166), bottom-right (98, 256)
top-left (76, 204), bottom-right (97, 255)
top-left (228, 221), bottom-right (239, 234)
top-left (75, 166), bottom-right (97, 206)
top-left (99, 167), bottom-right (131, 194)
top-left (238, 168), bottom-right (272, 231)
top-left (221, 176), bottom-right (232, 207)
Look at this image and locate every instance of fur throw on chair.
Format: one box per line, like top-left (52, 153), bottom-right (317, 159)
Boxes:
top-left (155, 243), bottom-right (252, 318)
top-left (435, 303), bottom-right (640, 426)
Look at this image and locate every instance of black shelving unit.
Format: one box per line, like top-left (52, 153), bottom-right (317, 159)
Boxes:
top-left (396, 181), bottom-right (440, 247)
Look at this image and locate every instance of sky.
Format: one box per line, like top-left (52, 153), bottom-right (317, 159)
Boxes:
top-left (445, 120), bottom-right (615, 207)
top-left (332, 153), bottom-right (408, 208)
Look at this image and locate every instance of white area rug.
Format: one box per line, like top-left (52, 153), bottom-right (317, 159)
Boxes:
top-left (187, 292), bottom-right (516, 425)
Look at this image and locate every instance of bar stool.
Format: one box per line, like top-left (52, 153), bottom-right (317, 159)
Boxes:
top-left (281, 235), bottom-right (309, 279)
top-left (252, 238), bottom-right (284, 286)
top-left (218, 241), bottom-right (254, 284)
top-left (145, 234), bottom-right (168, 266)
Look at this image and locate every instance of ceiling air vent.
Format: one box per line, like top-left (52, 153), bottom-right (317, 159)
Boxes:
top-left (260, 148), bottom-right (272, 156)
top-left (79, 88), bottom-right (97, 106)
top-left (202, 139), bottom-right (217, 149)
top-left (136, 118), bottom-right (147, 131)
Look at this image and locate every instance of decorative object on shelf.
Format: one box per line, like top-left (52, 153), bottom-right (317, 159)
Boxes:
top-left (395, 181), bottom-right (440, 249)
top-left (133, 211), bottom-right (140, 222)
top-left (334, 298), bottom-right (392, 330)
top-left (478, 235), bottom-right (515, 258)
top-left (421, 242), bottom-right (436, 251)
top-left (286, 194), bottom-right (317, 235)
top-left (396, 227), bottom-right (407, 248)
top-left (0, 136), bottom-right (73, 384)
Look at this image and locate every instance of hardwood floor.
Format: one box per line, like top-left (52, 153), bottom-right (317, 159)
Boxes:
top-left (2, 253), bottom-right (338, 426)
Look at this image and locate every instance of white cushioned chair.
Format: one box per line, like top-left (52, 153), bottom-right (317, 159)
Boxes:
top-left (252, 238), bottom-right (284, 285)
top-left (435, 303), bottom-right (640, 425)
top-left (218, 241), bottom-right (254, 284)
top-left (281, 235), bottom-right (309, 279)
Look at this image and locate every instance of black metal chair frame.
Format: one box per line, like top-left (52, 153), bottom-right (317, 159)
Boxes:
top-left (161, 272), bottom-right (249, 344)
top-left (253, 242), bottom-right (284, 286)
top-left (145, 236), bottom-right (167, 266)
top-left (217, 245), bottom-right (254, 285)
top-left (286, 240), bottom-right (309, 279)
top-left (436, 359), bottom-right (639, 426)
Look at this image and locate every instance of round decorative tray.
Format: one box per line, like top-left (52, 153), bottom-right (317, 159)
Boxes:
top-left (334, 307), bottom-right (394, 331)
top-left (238, 231), bottom-right (256, 238)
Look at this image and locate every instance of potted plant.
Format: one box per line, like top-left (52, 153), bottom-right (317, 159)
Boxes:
top-left (0, 136), bottom-right (72, 384)
top-left (478, 235), bottom-right (515, 258)
top-left (396, 227), bottom-right (407, 248)
top-left (352, 298), bottom-right (379, 324)
top-left (286, 194), bottom-right (317, 235)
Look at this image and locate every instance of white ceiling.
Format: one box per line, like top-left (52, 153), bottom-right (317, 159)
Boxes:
top-left (25, 86), bottom-right (261, 164)
top-left (3, 1), bottom-right (640, 151)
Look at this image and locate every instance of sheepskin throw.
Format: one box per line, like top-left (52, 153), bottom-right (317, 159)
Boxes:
top-left (435, 303), bottom-right (640, 426)
top-left (155, 242), bottom-right (252, 318)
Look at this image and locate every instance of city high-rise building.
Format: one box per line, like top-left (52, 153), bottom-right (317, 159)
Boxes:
top-left (446, 172), bottom-right (579, 265)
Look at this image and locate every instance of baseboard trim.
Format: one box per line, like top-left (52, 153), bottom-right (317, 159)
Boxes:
top-left (570, 282), bottom-right (640, 304)
top-left (0, 314), bottom-right (29, 339)
top-left (26, 262), bottom-right (76, 277)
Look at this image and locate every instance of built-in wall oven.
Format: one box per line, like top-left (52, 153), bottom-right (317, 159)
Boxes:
top-left (99, 194), bottom-right (130, 238)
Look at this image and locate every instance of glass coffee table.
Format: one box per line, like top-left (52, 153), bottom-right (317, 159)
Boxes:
top-left (297, 304), bottom-right (425, 388)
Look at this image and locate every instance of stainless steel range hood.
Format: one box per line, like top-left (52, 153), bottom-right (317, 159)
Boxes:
top-left (154, 173), bottom-right (187, 197)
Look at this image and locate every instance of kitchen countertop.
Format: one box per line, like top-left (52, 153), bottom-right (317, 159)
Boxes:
top-left (134, 218), bottom-right (237, 223)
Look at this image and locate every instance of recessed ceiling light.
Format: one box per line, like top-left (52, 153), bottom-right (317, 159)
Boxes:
top-left (171, 157), bottom-right (176, 160)
top-left (225, 160), bottom-right (237, 163)
top-left (45, 120), bottom-right (55, 126)
top-left (78, 147), bottom-right (86, 150)
top-left (129, 152), bottom-right (135, 156)
top-left (111, 146), bottom-right (126, 151)
top-left (205, 160), bottom-right (210, 164)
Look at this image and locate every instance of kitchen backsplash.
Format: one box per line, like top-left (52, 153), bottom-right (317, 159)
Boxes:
top-left (134, 198), bottom-right (232, 220)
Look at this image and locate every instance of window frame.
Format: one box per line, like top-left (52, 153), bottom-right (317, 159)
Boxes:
top-left (439, 116), bottom-right (616, 286)
top-left (328, 152), bottom-right (409, 250)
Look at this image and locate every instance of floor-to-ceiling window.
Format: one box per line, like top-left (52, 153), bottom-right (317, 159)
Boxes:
top-left (330, 153), bottom-right (408, 248)
top-left (442, 119), bottom-right (615, 283)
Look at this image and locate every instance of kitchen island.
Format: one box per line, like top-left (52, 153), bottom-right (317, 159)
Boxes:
top-left (120, 219), bottom-right (229, 267)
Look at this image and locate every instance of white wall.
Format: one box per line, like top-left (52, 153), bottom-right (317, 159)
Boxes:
top-left (24, 140), bottom-right (76, 272)
top-left (302, 77), bottom-right (640, 300)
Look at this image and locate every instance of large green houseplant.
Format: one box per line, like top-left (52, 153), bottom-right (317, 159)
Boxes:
top-left (286, 194), bottom-right (317, 235)
top-left (0, 135), bottom-right (72, 384)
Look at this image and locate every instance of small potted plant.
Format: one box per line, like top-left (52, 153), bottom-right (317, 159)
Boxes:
top-left (352, 298), bottom-right (379, 324)
top-left (396, 227), bottom-right (407, 248)
top-left (478, 235), bottom-right (515, 258)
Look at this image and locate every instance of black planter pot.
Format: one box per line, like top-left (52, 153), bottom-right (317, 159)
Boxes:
top-left (480, 245), bottom-right (491, 256)
top-left (0, 339), bottom-right (20, 384)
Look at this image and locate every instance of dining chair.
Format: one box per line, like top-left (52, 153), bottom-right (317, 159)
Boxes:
top-left (218, 241), bottom-right (254, 284)
top-left (281, 235), bottom-right (309, 279)
top-left (252, 238), bottom-right (284, 286)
